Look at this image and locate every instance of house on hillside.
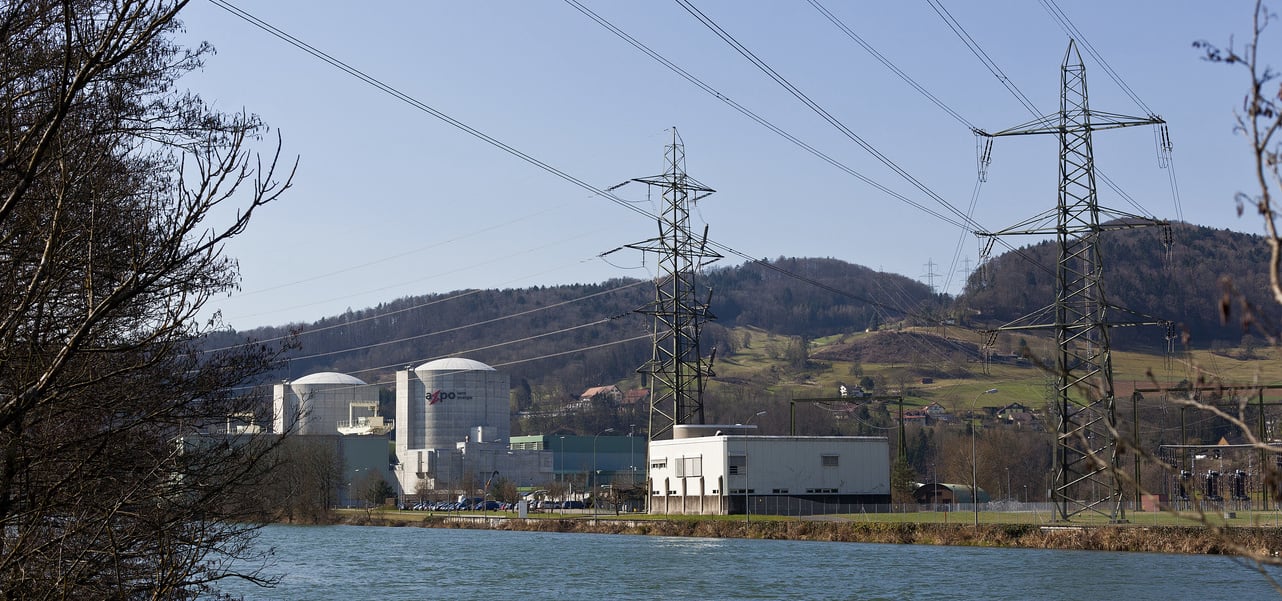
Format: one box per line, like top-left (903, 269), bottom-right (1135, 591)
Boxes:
top-left (580, 385), bottom-right (623, 407)
top-left (997, 402), bottom-right (1040, 429)
top-left (924, 402), bottom-right (949, 421)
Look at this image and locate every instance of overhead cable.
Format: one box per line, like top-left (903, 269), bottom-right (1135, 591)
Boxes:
top-left (805, 0), bottom-right (977, 131)
top-left (209, 0), bottom-right (955, 330)
top-left (672, 0), bottom-right (983, 234)
top-left (562, 0), bottom-right (965, 229)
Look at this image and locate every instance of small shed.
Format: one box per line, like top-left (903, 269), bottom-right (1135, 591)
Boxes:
top-left (912, 482), bottom-right (989, 505)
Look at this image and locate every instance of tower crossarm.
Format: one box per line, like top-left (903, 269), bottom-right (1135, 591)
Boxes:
top-left (978, 110), bottom-right (1162, 138)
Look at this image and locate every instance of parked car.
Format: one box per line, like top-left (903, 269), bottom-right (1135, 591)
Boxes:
top-left (562, 500), bottom-right (585, 510)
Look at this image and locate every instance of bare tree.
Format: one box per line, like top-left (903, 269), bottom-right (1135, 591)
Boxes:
top-left (260, 437), bottom-right (341, 524)
top-left (0, 1), bottom-right (294, 598)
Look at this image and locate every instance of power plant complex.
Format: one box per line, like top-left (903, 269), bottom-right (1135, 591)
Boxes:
top-left (264, 134), bottom-right (895, 514)
top-left (270, 356), bottom-right (891, 514)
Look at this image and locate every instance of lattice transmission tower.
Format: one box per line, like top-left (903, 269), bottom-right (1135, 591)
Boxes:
top-left (976, 40), bottom-right (1170, 522)
top-left (625, 128), bottom-right (722, 441)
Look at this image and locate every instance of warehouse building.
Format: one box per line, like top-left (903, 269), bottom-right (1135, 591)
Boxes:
top-left (647, 425), bottom-right (890, 515)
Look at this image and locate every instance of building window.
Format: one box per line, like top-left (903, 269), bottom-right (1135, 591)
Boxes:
top-left (805, 488), bottom-right (838, 494)
top-left (650, 458), bottom-right (667, 470)
top-left (821, 454), bottom-right (839, 467)
top-left (773, 488), bottom-right (789, 494)
top-left (683, 456), bottom-right (702, 478)
top-left (675, 456), bottom-right (701, 477)
top-left (728, 454), bottom-right (745, 475)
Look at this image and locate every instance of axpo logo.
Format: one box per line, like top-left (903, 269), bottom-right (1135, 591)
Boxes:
top-left (426, 389), bottom-right (472, 405)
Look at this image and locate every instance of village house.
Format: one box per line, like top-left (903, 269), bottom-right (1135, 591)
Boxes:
top-left (579, 385), bottom-right (623, 407)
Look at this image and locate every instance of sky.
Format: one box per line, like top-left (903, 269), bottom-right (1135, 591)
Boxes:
top-left (177, 1), bottom-right (1259, 331)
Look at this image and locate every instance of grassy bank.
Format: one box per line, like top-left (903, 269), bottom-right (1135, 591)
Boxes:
top-left (334, 509), bottom-right (1282, 557)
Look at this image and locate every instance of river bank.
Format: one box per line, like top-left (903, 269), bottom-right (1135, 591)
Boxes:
top-left (333, 512), bottom-right (1282, 557)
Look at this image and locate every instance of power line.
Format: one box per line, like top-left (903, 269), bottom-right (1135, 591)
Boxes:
top-left (672, 0), bottom-right (982, 234)
top-left (283, 282), bottom-right (646, 363)
top-left (924, 0), bottom-right (1040, 119)
top-left (1038, 0), bottom-right (1156, 116)
top-left (222, 233), bottom-right (602, 324)
top-left (805, 0), bottom-right (977, 131)
top-left (1036, 0), bottom-right (1183, 223)
top-left (204, 276), bottom-right (648, 353)
top-left (926, 0), bottom-right (1168, 247)
top-left (226, 198), bottom-right (581, 301)
top-left (206, 0), bottom-right (655, 225)
top-left (210, 0), bottom-right (953, 330)
top-left (569, 0), bottom-right (1050, 304)
top-left (561, 0), bottom-right (966, 230)
top-left (666, 1), bottom-right (1052, 297)
top-left (797, 1), bottom-right (998, 295)
top-left (235, 331), bottom-right (653, 394)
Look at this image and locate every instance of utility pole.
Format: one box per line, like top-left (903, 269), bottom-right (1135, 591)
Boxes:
top-left (975, 40), bottom-right (1170, 522)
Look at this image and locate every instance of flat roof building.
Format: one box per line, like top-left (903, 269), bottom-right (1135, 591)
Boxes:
top-left (648, 430), bottom-right (890, 516)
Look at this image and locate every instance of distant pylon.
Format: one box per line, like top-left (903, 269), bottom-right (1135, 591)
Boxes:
top-left (921, 259), bottom-right (941, 294)
top-left (975, 40), bottom-right (1169, 522)
top-left (625, 128), bottom-right (722, 440)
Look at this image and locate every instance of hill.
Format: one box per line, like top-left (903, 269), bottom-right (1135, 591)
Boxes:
top-left (207, 222), bottom-right (1282, 417)
top-left (206, 257), bottom-right (938, 399)
top-left (956, 222), bottom-right (1277, 350)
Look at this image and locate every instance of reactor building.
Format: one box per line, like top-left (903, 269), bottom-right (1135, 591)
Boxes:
top-left (273, 371), bottom-right (381, 435)
top-left (395, 357), bottom-right (545, 496)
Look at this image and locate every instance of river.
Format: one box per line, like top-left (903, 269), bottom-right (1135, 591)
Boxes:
top-left (213, 524), bottom-right (1282, 600)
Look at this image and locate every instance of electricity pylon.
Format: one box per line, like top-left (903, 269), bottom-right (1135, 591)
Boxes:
top-left (975, 40), bottom-right (1169, 522)
top-left (625, 128), bottom-right (722, 440)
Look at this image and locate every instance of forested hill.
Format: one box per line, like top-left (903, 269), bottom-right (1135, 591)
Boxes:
top-left (206, 257), bottom-right (937, 394)
top-left (956, 222), bottom-right (1278, 349)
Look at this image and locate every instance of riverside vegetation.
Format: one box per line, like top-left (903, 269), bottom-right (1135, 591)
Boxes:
top-left (334, 509), bottom-right (1282, 558)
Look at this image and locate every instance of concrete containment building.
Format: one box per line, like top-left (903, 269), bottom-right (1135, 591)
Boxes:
top-left (647, 425), bottom-right (890, 515)
top-left (273, 372), bottom-right (379, 435)
top-left (395, 358), bottom-right (513, 495)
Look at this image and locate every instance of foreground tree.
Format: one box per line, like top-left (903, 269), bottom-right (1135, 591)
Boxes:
top-left (257, 437), bottom-right (341, 524)
top-left (0, 1), bottom-right (294, 598)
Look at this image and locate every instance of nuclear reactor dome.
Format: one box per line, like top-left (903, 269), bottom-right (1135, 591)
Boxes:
top-left (400, 357), bottom-right (509, 451)
top-left (274, 371), bottom-right (375, 435)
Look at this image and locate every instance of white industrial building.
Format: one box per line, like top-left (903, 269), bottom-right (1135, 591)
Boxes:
top-left (273, 371), bottom-right (382, 436)
top-left (395, 358), bottom-right (547, 496)
top-left (647, 425), bottom-right (891, 515)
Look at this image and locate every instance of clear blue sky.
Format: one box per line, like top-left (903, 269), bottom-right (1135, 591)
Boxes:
top-left (179, 1), bottom-right (1256, 330)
